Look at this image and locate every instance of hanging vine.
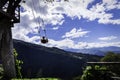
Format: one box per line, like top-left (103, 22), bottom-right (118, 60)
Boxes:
top-left (13, 49), bottom-right (23, 78)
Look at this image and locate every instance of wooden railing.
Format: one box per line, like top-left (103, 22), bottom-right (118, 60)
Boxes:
top-left (112, 77), bottom-right (120, 80)
top-left (87, 62), bottom-right (120, 65)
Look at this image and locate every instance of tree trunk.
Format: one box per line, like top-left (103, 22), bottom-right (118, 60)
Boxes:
top-left (0, 19), bottom-right (16, 79)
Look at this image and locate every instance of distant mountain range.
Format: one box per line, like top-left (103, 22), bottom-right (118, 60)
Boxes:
top-left (13, 39), bottom-right (101, 79)
top-left (65, 46), bottom-right (120, 56)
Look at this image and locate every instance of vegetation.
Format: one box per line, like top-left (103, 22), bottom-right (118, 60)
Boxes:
top-left (101, 51), bottom-right (120, 62)
top-left (0, 49), bottom-right (23, 80)
top-left (12, 49), bottom-right (61, 80)
top-left (11, 78), bottom-right (61, 80)
top-left (80, 65), bottom-right (114, 80)
top-left (0, 64), bottom-right (3, 79)
top-left (101, 51), bottom-right (120, 76)
top-left (13, 49), bottom-right (23, 78)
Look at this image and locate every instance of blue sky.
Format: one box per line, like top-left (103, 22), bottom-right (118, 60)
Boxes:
top-left (12, 0), bottom-right (120, 50)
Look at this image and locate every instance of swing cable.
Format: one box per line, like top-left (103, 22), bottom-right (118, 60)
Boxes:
top-left (31, 0), bottom-right (48, 43)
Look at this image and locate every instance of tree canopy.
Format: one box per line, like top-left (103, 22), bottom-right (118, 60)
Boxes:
top-left (101, 52), bottom-right (120, 76)
top-left (101, 52), bottom-right (120, 62)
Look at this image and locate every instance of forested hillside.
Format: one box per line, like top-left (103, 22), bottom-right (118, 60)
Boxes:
top-left (13, 39), bottom-right (102, 79)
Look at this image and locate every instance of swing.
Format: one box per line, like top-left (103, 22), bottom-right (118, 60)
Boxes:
top-left (31, 0), bottom-right (49, 44)
top-left (41, 36), bottom-right (48, 44)
top-left (38, 21), bottom-right (49, 44)
top-left (40, 30), bottom-right (48, 44)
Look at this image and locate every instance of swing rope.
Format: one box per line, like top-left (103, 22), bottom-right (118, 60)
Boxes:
top-left (31, 0), bottom-right (48, 44)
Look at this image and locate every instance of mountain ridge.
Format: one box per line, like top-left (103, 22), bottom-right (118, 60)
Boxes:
top-left (65, 46), bottom-right (120, 56)
top-left (13, 39), bottom-right (102, 79)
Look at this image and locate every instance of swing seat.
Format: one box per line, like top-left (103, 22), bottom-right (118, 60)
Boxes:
top-left (41, 36), bottom-right (48, 44)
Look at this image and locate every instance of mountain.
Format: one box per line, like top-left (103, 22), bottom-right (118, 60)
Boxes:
top-left (66, 48), bottom-right (105, 56)
top-left (66, 46), bottom-right (120, 56)
top-left (81, 47), bottom-right (120, 56)
top-left (78, 49), bottom-right (106, 56)
top-left (98, 46), bottom-right (120, 52)
top-left (13, 39), bottom-right (101, 79)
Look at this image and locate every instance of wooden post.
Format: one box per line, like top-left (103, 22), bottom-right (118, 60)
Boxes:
top-left (0, 19), bottom-right (16, 79)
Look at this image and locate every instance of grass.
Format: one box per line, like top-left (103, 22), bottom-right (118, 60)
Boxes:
top-left (11, 78), bottom-right (61, 80)
top-left (0, 65), bottom-right (61, 80)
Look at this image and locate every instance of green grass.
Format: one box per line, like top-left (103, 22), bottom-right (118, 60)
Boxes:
top-left (12, 78), bottom-right (61, 80)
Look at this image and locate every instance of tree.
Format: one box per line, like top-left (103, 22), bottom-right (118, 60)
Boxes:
top-left (81, 65), bottom-right (113, 80)
top-left (101, 52), bottom-right (120, 76)
top-left (0, 0), bottom-right (21, 79)
top-left (101, 52), bottom-right (120, 62)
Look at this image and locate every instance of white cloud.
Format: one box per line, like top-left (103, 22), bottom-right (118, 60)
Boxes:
top-left (12, 0), bottom-right (120, 49)
top-left (50, 0), bottom-right (120, 24)
top-left (98, 36), bottom-right (117, 41)
top-left (102, 0), bottom-right (120, 10)
top-left (51, 0), bottom-right (120, 24)
top-left (47, 38), bottom-right (75, 49)
top-left (52, 26), bottom-right (60, 30)
top-left (12, 26), bottom-right (40, 43)
top-left (62, 28), bottom-right (90, 39)
top-left (20, 0), bottom-right (120, 26)
top-left (47, 38), bottom-right (120, 49)
top-left (18, 0), bottom-right (120, 27)
top-left (12, 10), bottom-right (39, 42)
top-left (89, 0), bottom-right (120, 24)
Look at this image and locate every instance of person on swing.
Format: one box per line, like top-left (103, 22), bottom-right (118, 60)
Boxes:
top-left (41, 36), bottom-right (48, 44)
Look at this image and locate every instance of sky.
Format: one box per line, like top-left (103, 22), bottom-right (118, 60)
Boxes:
top-left (12, 0), bottom-right (120, 50)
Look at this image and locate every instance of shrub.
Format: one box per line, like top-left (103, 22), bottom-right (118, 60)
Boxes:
top-left (81, 65), bottom-right (114, 80)
top-left (13, 49), bottom-right (23, 78)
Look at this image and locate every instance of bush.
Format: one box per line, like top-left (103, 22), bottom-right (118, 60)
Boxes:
top-left (81, 65), bottom-right (114, 80)
top-left (0, 65), bottom-right (4, 79)
top-left (101, 52), bottom-right (120, 76)
top-left (13, 49), bottom-right (23, 78)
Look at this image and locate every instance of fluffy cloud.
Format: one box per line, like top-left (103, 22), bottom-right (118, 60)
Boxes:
top-left (18, 0), bottom-right (120, 27)
top-left (98, 36), bottom-right (117, 41)
top-left (47, 38), bottom-right (75, 49)
top-left (52, 26), bottom-right (60, 30)
top-left (51, 0), bottom-right (120, 24)
top-left (88, 0), bottom-right (120, 24)
top-left (102, 0), bottom-right (120, 10)
top-left (12, 0), bottom-right (120, 50)
top-left (21, 0), bottom-right (120, 25)
top-left (12, 26), bottom-right (40, 44)
top-left (21, 0), bottom-right (65, 25)
top-left (47, 38), bottom-right (120, 49)
top-left (12, 10), bottom-right (39, 42)
top-left (62, 28), bottom-right (90, 39)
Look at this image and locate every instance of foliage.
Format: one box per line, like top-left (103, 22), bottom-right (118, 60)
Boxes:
top-left (101, 52), bottom-right (120, 62)
top-left (0, 65), bottom-right (3, 79)
top-left (12, 78), bottom-right (61, 80)
top-left (13, 49), bottom-right (23, 78)
top-left (81, 65), bottom-right (114, 80)
top-left (36, 69), bottom-right (43, 78)
top-left (101, 51), bottom-right (120, 76)
top-left (73, 75), bottom-right (81, 80)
